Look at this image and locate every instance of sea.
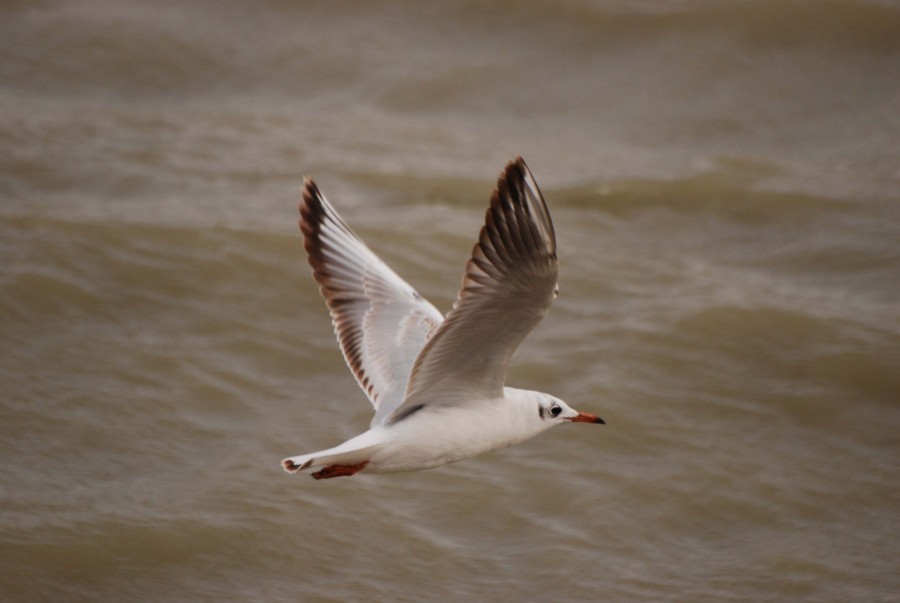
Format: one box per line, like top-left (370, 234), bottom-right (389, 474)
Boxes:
top-left (1, 1), bottom-right (898, 601)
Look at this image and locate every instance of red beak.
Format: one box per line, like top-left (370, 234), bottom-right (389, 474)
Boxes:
top-left (569, 412), bottom-right (605, 424)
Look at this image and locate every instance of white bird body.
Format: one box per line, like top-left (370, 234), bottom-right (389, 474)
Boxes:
top-left (282, 157), bottom-right (604, 480)
top-left (285, 387), bottom-right (559, 475)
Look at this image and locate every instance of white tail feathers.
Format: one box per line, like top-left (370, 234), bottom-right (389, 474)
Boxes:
top-left (281, 442), bottom-right (380, 478)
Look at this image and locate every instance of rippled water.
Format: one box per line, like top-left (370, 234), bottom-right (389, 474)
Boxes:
top-left (1, 1), bottom-right (899, 601)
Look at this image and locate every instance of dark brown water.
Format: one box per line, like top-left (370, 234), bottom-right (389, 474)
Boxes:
top-left (2, 1), bottom-right (899, 601)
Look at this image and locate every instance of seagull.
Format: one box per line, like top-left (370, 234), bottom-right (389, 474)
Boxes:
top-left (282, 157), bottom-right (604, 480)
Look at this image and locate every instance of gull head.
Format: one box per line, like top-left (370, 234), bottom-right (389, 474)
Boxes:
top-left (537, 393), bottom-right (605, 426)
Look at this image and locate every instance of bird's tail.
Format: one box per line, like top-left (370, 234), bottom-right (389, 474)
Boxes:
top-left (281, 442), bottom-right (379, 475)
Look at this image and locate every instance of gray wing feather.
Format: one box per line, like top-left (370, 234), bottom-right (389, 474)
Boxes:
top-left (387, 157), bottom-right (558, 422)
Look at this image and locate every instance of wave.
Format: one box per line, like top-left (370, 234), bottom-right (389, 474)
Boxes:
top-left (4, 0), bottom-right (897, 102)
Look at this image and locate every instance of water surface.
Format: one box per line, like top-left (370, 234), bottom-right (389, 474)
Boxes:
top-left (1, 1), bottom-right (898, 601)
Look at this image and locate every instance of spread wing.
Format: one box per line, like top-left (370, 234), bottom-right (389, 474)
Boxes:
top-left (300, 179), bottom-right (444, 426)
top-left (386, 157), bottom-right (558, 422)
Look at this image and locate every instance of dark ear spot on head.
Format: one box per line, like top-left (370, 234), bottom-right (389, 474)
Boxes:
top-left (538, 405), bottom-right (546, 419)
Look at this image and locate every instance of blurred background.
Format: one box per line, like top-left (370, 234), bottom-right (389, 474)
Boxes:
top-left (1, 1), bottom-right (898, 601)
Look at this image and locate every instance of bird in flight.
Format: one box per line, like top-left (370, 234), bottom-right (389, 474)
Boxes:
top-left (282, 157), bottom-right (604, 479)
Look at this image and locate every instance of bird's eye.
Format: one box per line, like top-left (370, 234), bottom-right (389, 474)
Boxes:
top-left (550, 405), bottom-right (562, 417)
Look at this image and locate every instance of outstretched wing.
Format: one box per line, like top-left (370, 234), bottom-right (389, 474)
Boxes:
top-left (387, 157), bottom-right (558, 422)
top-left (300, 179), bottom-right (444, 426)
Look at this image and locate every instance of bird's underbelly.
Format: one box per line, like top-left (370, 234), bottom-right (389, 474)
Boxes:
top-left (364, 405), bottom-right (537, 473)
top-left (366, 439), bottom-right (479, 473)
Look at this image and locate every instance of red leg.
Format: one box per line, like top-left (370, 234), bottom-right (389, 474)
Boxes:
top-left (312, 461), bottom-right (369, 480)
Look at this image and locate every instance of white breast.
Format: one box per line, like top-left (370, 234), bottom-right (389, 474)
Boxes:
top-left (366, 388), bottom-right (547, 473)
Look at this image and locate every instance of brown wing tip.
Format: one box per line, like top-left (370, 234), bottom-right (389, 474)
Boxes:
top-left (498, 156), bottom-right (523, 186)
top-left (299, 177), bottom-right (327, 245)
top-left (297, 178), bottom-right (336, 306)
top-left (501, 156), bottom-right (556, 251)
top-left (469, 155), bottom-right (557, 287)
top-left (300, 176), bottom-right (317, 205)
top-left (491, 157), bottom-right (519, 208)
top-left (300, 176), bottom-right (321, 225)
